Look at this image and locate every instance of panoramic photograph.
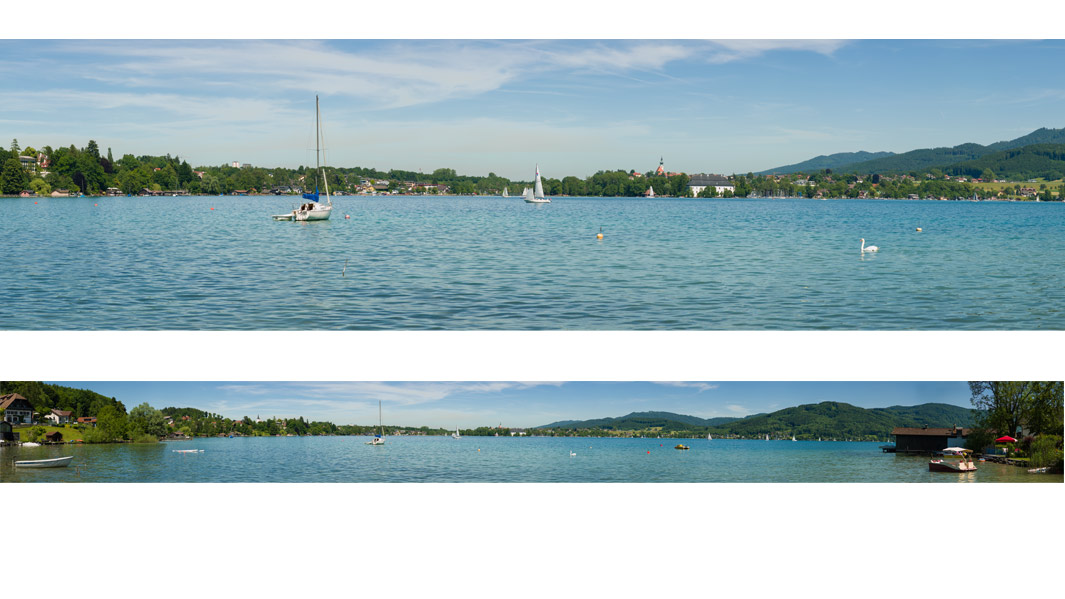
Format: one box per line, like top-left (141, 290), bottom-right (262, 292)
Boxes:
top-left (2, 39), bottom-right (1064, 330)
top-left (3, 380), bottom-right (1061, 483)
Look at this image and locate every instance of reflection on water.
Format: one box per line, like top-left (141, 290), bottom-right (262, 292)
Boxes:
top-left (2, 437), bottom-right (1060, 483)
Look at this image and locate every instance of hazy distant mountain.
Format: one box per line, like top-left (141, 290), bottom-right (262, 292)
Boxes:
top-left (758, 151), bottom-right (895, 175)
top-left (759, 127), bottom-right (1065, 175)
top-left (538, 411), bottom-right (742, 431)
top-left (536, 402), bottom-right (974, 438)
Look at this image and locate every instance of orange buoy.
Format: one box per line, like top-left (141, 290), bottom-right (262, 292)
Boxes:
top-left (94, 203), bottom-right (98, 206)
top-left (210, 207), bottom-right (215, 210)
top-left (345, 214), bottom-right (350, 219)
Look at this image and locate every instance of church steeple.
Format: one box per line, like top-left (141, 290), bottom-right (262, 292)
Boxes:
top-left (655, 156), bottom-right (665, 176)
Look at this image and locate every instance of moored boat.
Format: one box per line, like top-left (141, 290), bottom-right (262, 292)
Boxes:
top-left (929, 448), bottom-right (977, 472)
top-left (674, 444), bottom-right (690, 450)
top-left (15, 455), bottom-right (73, 468)
top-left (274, 96), bottom-right (333, 222)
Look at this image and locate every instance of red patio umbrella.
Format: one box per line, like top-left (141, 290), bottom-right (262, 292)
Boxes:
top-left (995, 436), bottom-right (1017, 443)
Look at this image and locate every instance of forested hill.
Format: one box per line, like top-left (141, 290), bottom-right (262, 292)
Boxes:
top-left (535, 402), bottom-right (975, 439)
top-left (841, 127), bottom-right (1065, 174)
top-left (757, 127), bottom-right (1065, 176)
top-left (757, 151), bottom-right (895, 175)
top-left (943, 143), bottom-right (1065, 181)
top-left (0, 381), bottom-right (124, 419)
top-left (538, 411), bottom-right (743, 431)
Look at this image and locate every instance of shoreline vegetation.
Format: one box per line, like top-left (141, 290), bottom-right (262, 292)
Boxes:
top-left (2, 138), bottom-right (1063, 201)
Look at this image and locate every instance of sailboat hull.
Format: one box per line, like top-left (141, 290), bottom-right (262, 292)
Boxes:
top-left (294, 205), bottom-right (332, 221)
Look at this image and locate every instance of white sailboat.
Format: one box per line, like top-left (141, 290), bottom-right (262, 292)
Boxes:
top-left (647, 185), bottom-right (655, 198)
top-left (502, 187), bottom-right (509, 198)
top-left (707, 433), bottom-right (712, 441)
top-left (524, 165), bottom-right (551, 203)
top-left (792, 435), bottom-right (797, 442)
top-left (765, 434), bottom-right (770, 441)
top-left (273, 96), bottom-right (333, 221)
top-left (366, 400), bottom-right (385, 445)
top-left (452, 429), bottom-right (461, 439)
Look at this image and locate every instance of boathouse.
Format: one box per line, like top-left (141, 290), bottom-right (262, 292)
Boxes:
top-left (45, 431), bottom-right (64, 443)
top-left (891, 426), bottom-right (971, 453)
top-left (0, 420), bottom-right (16, 444)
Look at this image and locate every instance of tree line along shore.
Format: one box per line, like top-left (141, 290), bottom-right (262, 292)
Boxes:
top-left (2, 139), bottom-right (1062, 201)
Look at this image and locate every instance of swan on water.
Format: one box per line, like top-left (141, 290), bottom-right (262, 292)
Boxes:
top-left (569, 451), bottom-right (577, 457)
top-left (860, 238), bottom-right (878, 252)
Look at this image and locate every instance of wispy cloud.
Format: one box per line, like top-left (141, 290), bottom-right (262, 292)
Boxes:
top-left (655, 382), bottom-right (720, 392)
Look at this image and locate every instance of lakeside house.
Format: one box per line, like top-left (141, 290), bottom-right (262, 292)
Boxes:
top-left (77, 416), bottom-right (97, 427)
top-left (45, 409), bottom-right (73, 425)
top-left (891, 426), bottom-right (971, 453)
top-left (688, 174), bottom-right (735, 196)
top-left (1, 393), bottom-right (34, 424)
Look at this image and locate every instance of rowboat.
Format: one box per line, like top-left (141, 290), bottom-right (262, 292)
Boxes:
top-left (15, 456), bottom-right (73, 468)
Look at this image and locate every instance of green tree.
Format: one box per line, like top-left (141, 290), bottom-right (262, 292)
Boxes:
top-left (10, 139), bottom-right (20, 154)
top-left (29, 178), bottom-right (50, 195)
top-left (129, 402), bottom-right (168, 438)
top-left (969, 381), bottom-right (1063, 439)
top-left (1, 158), bottom-right (29, 193)
top-left (94, 404), bottom-right (129, 442)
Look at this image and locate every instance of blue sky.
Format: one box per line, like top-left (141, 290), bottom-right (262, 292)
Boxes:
top-left (49, 381), bottom-right (972, 428)
top-left (3, 40), bottom-right (1064, 179)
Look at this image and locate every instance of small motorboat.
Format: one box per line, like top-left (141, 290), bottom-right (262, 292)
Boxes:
top-left (929, 449), bottom-right (976, 472)
top-left (15, 456), bottom-right (74, 468)
top-left (674, 444), bottom-right (690, 450)
top-left (172, 449), bottom-right (204, 453)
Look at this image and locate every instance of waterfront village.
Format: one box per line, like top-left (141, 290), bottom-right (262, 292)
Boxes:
top-left (3, 139), bottom-right (1062, 201)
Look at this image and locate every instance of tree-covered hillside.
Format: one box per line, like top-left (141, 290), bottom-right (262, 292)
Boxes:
top-left (944, 143), bottom-right (1065, 181)
top-left (534, 402), bottom-right (976, 440)
top-left (758, 151), bottom-right (895, 175)
top-left (0, 381), bottom-right (125, 419)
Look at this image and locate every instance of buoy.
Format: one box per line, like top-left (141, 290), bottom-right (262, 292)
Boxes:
top-left (596, 226), bottom-right (604, 239)
top-left (345, 214), bottom-right (350, 219)
top-left (915, 227), bottom-right (922, 232)
top-left (34, 201), bottom-right (38, 204)
top-left (210, 207), bottom-right (215, 210)
top-left (647, 450), bottom-right (650, 454)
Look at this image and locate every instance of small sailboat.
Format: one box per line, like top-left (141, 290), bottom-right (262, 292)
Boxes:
top-left (707, 433), bottom-right (712, 441)
top-left (791, 435), bottom-right (797, 442)
top-left (524, 165), bottom-right (551, 203)
top-left (366, 400), bottom-right (385, 445)
top-left (765, 434), bottom-right (770, 441)
top-left (502, 187), bottom-right (509, 198)
top-left (452, 429), bottom-right (461, 439)
top-left (273, 96), bottom-right (333, 222)
top-left (647, 185), bottom-right (655, 198)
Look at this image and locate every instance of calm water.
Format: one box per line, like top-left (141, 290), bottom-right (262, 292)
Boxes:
top-left (2, 195), bottom-right (1063, 330)
top-left (2, 437), bottom-right (1059, 483)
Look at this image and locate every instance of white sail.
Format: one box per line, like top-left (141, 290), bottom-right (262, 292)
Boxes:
top-left (502, 187), bottom-right (509, 197)
top-left (534, 165), bottom-right (545, 199)
top-left (648, 185), bottom-right (655, 198)
top-left (524, 187), bottom-right (535, 201)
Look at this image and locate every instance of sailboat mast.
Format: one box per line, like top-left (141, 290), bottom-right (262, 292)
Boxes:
top-left (314, 95), bottom-right (320, 194)
top-left (316, 96), bottom-right (332, 206)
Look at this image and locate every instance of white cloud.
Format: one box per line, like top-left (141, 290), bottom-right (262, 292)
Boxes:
top-left (655, 382), bottom-right (720, 392)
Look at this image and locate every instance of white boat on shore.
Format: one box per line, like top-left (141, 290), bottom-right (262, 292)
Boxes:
top-left (524, 165), bottom-right (551, 203)
top-left (273, 96), bottom-right (333, 222)
top-left (15, 456), bottom-right (73, 468)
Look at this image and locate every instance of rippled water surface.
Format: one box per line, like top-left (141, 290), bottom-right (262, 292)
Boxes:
top-left (2, 195), bottom-right (1062, 329)
top-left (2, 437), bottom-right (1059, 483)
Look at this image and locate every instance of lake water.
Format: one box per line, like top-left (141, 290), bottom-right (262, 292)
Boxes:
top-left (1, 195), bottom-right (1063, 330)
top-left (2, 437), bottom-right (1059, 483)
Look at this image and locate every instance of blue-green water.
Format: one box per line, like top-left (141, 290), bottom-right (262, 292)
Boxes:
top-left (2, 195), bottom-right (1062, 329)
top-left (2, 437), bottom-right (1059, 482)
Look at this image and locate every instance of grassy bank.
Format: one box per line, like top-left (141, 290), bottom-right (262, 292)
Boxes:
top-left (13, 424), bottom-right (86, 443)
